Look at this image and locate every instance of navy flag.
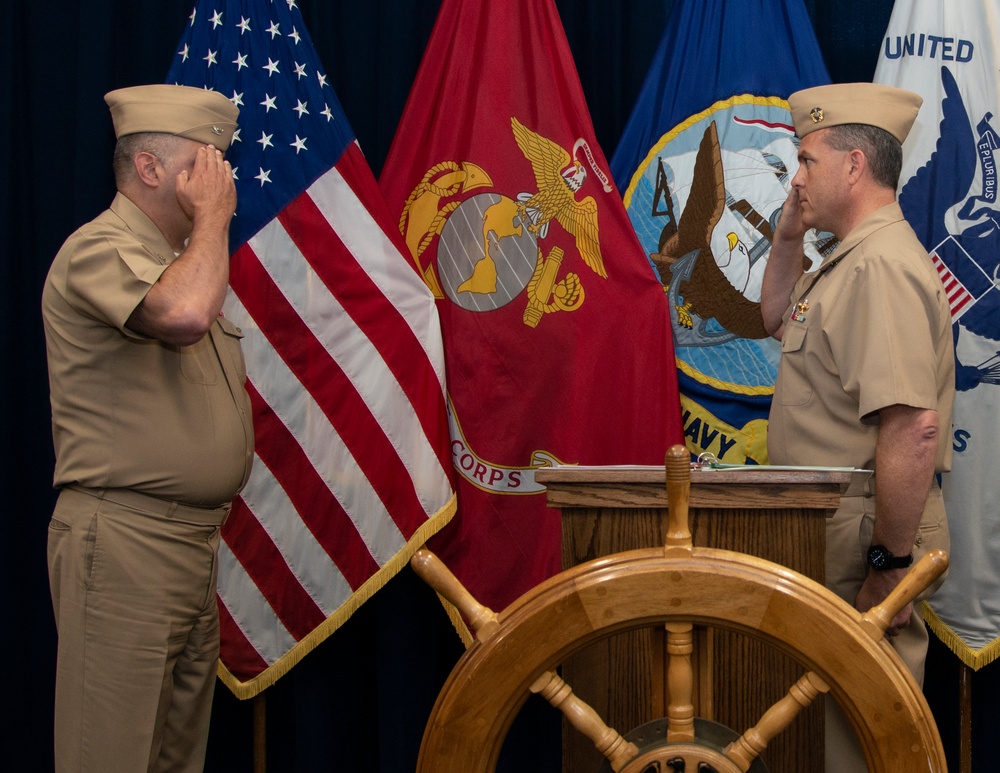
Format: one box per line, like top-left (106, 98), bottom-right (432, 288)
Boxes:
top-left (875, 0), bottom-right (1000, 670)
top-left (611, 0), bottom-right (829, 465)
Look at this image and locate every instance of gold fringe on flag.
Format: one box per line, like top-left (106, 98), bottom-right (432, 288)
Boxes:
top-left (218, 493), bottom-right (458, 700)
top-left (922, 601), bottom-right (1000, 671)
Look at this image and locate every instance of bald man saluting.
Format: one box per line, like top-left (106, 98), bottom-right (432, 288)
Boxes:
top-left (43, 84), bottom-right (254, 773)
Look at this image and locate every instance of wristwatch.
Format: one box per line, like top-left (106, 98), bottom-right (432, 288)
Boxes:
top-left (867, 544), bottom-right (913, 571)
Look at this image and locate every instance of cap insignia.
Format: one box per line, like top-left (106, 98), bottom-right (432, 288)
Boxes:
top-left (212, 125), bottom-right (223, 135)
top-left (809, 107), bottom-right (824, 124)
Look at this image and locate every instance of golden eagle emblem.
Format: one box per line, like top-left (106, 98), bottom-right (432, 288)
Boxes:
top-left (398, 161), bottom-right (493, 297)
top-left (510, 117), bottom-right (606, 278)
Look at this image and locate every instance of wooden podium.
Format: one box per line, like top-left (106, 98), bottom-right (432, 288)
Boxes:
top-left (534, 464), bottom-right (865, 773)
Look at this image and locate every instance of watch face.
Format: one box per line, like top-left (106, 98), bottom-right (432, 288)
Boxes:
top-left (868, 545), bottom-right (912, 570)
top-left (868, 545), bottom-right (890, 569)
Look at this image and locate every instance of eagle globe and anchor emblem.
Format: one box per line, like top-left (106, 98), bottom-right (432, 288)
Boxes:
top-left (397, 116), bottom-right (612, 328)
top-left (395, 116), bottom-right (614, 494)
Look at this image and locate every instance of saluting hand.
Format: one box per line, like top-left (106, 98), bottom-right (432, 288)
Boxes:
top-left (175, 144), bottom-right (237, 228)
top-left (774, 188), bottom-right (808, 245)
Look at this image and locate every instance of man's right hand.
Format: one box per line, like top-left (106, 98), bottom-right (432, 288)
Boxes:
top-left (760, 189), bottom-right (809, 340)
top-left (774, 188), bottom-right (808, 244)
top-left (175, 144), bottom-right (237, 230)
top-left (127, 144), bottom-right (236, 346)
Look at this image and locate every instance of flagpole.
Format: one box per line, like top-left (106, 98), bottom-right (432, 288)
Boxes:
top-left (254, 693), bottom-right (267, 773)
top-left (959, 662), bottom-right (971, 773)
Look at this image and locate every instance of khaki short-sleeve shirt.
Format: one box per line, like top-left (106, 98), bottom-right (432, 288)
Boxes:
top-left (768, 202), bottom-right (954, 472)
top-left (43, 193), bottom-right (254, 506)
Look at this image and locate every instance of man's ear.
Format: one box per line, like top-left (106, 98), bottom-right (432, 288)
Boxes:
top-left (133, 151), bottom-right (161, 187)
top-left (846, 148), bottom-right (867, 184)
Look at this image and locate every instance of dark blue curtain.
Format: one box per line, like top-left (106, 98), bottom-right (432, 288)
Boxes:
top-left (3, 1), bottom-right (990, 770)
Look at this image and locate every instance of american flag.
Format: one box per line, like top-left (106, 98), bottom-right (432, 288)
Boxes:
top-left (168, 0), bottom-right (456, 698)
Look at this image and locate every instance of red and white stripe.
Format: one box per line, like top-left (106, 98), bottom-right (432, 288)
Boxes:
top-left (932, 251), bottom-right (975, 320)
top-left (216, 145), bottom-right (454, 692)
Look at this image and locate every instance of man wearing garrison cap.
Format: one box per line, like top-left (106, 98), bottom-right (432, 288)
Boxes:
top-left (762, 83), bottom-right (955, 772)
top-left (42, 84), bottom-right (253, 773)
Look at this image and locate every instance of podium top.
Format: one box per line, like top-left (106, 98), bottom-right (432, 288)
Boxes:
top-left (534, 465), bottom-right (872, 509)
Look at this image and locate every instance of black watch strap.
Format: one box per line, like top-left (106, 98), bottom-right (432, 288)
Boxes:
top-left (867, 544), bottom-right (913, 571)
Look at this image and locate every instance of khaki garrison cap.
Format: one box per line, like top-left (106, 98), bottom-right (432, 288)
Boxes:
top-left (104, 84), bottom-right (239, 151)
top-left (787, 83), bottom-right (922, 144)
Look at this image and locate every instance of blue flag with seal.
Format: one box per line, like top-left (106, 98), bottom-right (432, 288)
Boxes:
top-left (875, 0), bottom-right (1000, 670)
top-left (611, 0), bottom-right (829, 464)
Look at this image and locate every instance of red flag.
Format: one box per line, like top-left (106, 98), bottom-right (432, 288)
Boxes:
top-left (169, 0), bottom-right (456, 697)
top-left (379, 0), bottom-right (683, 615)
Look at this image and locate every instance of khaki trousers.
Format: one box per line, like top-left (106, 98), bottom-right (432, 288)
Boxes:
top-left (48, 487), bottom-right (228, 773)
top-left (823, 485), bottom-right (948, 772)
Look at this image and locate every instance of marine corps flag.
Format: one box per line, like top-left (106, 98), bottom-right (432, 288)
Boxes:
top-left (874, 0), bottom-right (1000, 669)
top-left (379, 0), bottom-right (683, 614)
top-left (610, 0), bottom-right (829, 465)
top-left (169, 0), bottom-right (455, 697)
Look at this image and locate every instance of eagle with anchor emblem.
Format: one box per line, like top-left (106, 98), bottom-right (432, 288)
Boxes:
top-left (396, 116), bottom-right (615, 328)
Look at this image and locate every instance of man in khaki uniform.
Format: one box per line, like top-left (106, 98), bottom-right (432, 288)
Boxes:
top-left (43, 84), bottom-right (254, 773)
top-left (762, 83), bottom-right (954, 772)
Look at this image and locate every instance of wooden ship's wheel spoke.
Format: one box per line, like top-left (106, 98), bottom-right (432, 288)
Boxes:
top-left (411, 446), bottom-right (949, 772)
top-left (411, 549), bottom-right (639, 771)
top-left (664, 622), bottom-right (695, 744)
top-left (530, 670), bottom-right (638, 772)
top-left (721, 671), bottom-right (829, 771)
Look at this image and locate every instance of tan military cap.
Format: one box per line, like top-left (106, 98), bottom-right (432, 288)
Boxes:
top-left (788, 83), bottom-right (922, 144)
top-left (104, 84), bottom-right (239, 151)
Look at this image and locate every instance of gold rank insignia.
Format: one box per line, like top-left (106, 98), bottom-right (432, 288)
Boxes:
top-left (809, 107), bottom-right (824, 124)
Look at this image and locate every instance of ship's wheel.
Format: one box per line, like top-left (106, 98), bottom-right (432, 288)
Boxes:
top-left (411, 445), bottom-right (947, 772)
